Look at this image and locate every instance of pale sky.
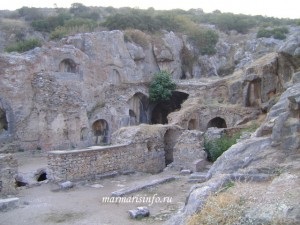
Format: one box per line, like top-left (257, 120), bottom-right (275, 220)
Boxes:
top-left (1, 0), bottom-right (299, 19)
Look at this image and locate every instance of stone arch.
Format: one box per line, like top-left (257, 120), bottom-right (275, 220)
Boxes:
top-left (59, 58), bottom-right (77, 73)
top-left (188, 119), bottom-right (197, 130)
top-left (80, 127), bottom-right (88, 141)
top-left (92, 119), bottom-right (109, 145)
top-left (207, 117), bottom-right (227, 129)
top-left (110, 69), bottom-right (122, 85)
top-left (128, 92), bottom-right (149, 125)
top-left (151, 91), bottom-right (189, 124)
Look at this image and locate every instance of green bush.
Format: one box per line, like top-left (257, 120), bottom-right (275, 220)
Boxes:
top-left (124, 29), bottom-right (149, 48)
top-left (188, 28), bottom-right (219, 55)
top-left (5, 39), bottom-right (41, 53)
top-left (31, 13), bottom-right (71, 32)
top-left (257, 27), bottom-right (289, 39)
top-left (149, 71), bottom-right (176, 102)
top-left (204, 133), bottom-right (240, 162)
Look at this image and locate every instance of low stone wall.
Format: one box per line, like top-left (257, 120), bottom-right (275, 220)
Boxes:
top-left (48, 143), bottom-right (165, 182)
top-left (0, 154), bottom-right (18, 197)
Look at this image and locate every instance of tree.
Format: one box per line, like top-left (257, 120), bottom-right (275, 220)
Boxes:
top-left (149, 71), bottom-right (176, 102)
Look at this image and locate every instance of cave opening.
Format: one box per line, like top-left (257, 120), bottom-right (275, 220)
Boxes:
top-left (0, 108), bottom-right (8, 134)
top-left (59, 58), bottom-right (77, 73)
top-left (37, 172), bottom-right (47, 182)
top-left (207, 117), bottom-right (227, 129)
top-left (151, 91), bottom-right (189, 124)
top-left (92, 119), bottom-right (109, 145)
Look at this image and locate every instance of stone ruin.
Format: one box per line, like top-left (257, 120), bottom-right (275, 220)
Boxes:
top-left (0, 30), bottom-right (300, 184)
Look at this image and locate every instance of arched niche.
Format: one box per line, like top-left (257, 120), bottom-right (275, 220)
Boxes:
top-left (207, 117), bottom-right (227, 129)
top-left (128, 92), bottom-right (149, 125)
top-left (188, 119), bottom-right (197, 130)
top-left (59, 58), bottom-right (77, 73)
top-left (92, 119), bottom-right (109, 145)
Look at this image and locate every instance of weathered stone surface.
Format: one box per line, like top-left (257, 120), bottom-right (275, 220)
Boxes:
top-left (128, 206), bottom-right (150, 219)
top-left (0, 154), bottom-right (18, 197)
top-left (173, 130), bottom-right (207, 171)
top-left (59, 181), bottom-right (74, 190)
top-left (0, 197), bottom-right (19, 211)
top-left (111, 176), bottom-right (176, 197)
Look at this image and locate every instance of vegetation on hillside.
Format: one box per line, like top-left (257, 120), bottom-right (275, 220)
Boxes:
top-left (0, 3), bottom-right (299, 52)
top-left (5, 38), bottom-right (41, 53)
top-left (257, 27), bottom-right (289, 40)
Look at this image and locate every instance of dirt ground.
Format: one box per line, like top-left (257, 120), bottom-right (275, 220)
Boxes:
top-left (0, 151), bottom-right (194, 225)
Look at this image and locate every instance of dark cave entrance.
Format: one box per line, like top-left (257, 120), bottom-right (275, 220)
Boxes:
top-left (59, 58), bottom-right (77, 73)
top-left (151, 91), bottom-right (189, 124)
top-left (92, 119), bottom-right (109, 145)
top-left (207, 117), bottom-right (227, 129)
top-left (0, 108), bottom-right (8, 134)
top-left (37, 172), bottom-right (47, 182)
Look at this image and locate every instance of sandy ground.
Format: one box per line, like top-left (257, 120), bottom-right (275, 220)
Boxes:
top-left (0, 151), bottom-right (193, 225)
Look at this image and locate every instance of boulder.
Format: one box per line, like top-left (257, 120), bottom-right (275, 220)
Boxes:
top-left (128, 206), bottom-right (150, 219)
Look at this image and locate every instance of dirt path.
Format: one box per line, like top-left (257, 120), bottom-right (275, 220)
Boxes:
top-left (1, 152), bottom-right (193, 225)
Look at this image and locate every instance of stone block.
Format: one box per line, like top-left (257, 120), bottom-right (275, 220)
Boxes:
top-left (0, 197), bottom-right (19, 211)
top-left (193, 159), bottom-right (207, 172)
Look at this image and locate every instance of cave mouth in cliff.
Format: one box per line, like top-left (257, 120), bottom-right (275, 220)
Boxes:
top-left (151, 91), bottom-right (189, 124)
top-left (59, 58), bottom-right (77, 73)
top-left (207, 117), bottom-right (227, 129)
top-left (0, 108), bottom-right (8, 133)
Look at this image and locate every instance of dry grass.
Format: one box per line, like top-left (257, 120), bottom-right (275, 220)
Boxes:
top-left (187, 179), bottom-right (299, 225)
top-left (124, 29), bottom-right (150, 49)
top-left (0, 18), bottom-right (27, 31)
top-left (187, 190), bottom-right (244, 225)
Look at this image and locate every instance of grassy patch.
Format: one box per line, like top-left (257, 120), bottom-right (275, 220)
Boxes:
top-left (5, 39), bottom-right (41, 53)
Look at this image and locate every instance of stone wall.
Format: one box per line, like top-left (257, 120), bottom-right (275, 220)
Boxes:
top-left (0, 154), bottom-right (18, 197)
top-left (48, 143), bottom-right (165, 182)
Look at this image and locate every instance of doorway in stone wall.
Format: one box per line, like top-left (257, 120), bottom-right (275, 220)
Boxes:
top-left (163, 129), bottom-right (181, 166)
top-left (92, 119), bottom-right (109, 145)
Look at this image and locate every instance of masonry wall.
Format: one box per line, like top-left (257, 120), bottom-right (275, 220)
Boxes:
top-left (47, 143), bottom-right (165, 182)
top-left (0, 154), bottom-right (18, 197)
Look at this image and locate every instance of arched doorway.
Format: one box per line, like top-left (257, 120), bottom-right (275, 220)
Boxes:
top-left (128, 92), bottom-right (149, 125)
top-left (207, 117), bottom-right (227, 129)
top-left (92, 119), bottom-right (109, 145)
top-left (151, 91), bottom-right (189, 124)
top-left (59, 58), bottom-right (77, 73)
top-left (188, 119), bottom-right (197, 130)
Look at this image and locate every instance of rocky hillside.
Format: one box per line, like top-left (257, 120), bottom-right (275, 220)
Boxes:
top-left (0, 6), bottom-right (300, 152)
top-left (0, 5), bottom-right (299, 224)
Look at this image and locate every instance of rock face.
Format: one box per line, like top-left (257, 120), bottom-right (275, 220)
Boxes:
top-left (0, 154), bottom-right (18, 197)
top-left (0, 27), bottom-right (299, 151)
top-left (165, 80), bottom-right (300, 225)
